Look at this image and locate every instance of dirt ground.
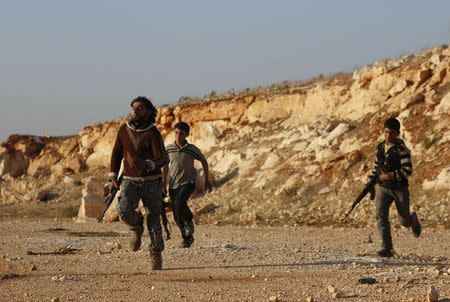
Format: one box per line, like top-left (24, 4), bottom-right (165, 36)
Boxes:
top-left (0, 215), bottom-right (449, 302)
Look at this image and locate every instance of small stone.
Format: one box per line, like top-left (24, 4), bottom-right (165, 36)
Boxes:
top-left (358, 277), bottom-right (376, 284)
top-left (51, 298), bottom-right (60, 302)
top-left (269, 296), bottom-right (278, 302)
top-left (327, 286), bottom-right (337, 293)
top-left (30, 264), bottom-right (37, 271)
top-left (306, 297), bottom-right (314, 302)
top-left (105, 242), bottom-right (122, 252)
top-left (1, 272), bottom-right (18, 280)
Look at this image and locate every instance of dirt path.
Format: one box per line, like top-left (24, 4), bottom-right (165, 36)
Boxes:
top-left (0, 218), bottom-right (449, 302)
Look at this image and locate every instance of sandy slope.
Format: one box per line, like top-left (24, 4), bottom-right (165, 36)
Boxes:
top-left (0, 218), bottom-right (449, 302)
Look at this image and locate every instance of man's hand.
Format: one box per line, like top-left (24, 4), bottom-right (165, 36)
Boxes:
top-left (379, 171), bottom-right (391, 181)
top-left (162, 186), bottom-right (168, 197)
top-left (109, 178), bottom-right (119, 193)
top-left (130, 157), bottom-right (156, 174)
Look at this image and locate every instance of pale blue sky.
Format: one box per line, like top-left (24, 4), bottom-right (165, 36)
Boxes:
top-left (1, 0), bottom-right (449, 141)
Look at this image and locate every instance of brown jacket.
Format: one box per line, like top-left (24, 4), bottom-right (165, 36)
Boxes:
top-left (109, 123), bottom-right (168, 178)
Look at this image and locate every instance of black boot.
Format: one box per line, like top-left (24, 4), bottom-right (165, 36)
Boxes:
top-left (181, 235), bottom-right (195, 248)
top-left (377, 248), bottom-right (394, 258)
top-left (150, 251), bottom-right (163, 270)
top-left (184, 220), bottom-right (195, 237)
top-left (411, 212), bottom-right (421, 238)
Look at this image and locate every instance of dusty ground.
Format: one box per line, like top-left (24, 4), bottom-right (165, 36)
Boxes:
top-left (1, 214), bottom-right (449, 302)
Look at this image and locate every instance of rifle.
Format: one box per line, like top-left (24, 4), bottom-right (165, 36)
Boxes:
top-left (161, 193), bottom-right (172, 240)
top-left (344, 151), bottom-right (390, 218)
top-left (344, 178), bottom-right (376, 217)
top-left (97, 174), bottom-right (122, 222)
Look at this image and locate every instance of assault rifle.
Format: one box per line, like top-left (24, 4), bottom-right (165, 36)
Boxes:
top-left (161, 193), bottom-right (172, 240)
top-left (345, 152), bottom-right (389, 218)
top-left (97, 174), bottom-right (123, 222)
top-left (344, 177), bottom-right (376, 217)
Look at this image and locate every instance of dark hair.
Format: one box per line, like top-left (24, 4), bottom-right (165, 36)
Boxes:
top-left (384, 117), bottom-right (400, 131)
top-left (174, 121), bottom-right (190, 135)
top-left (131, 96), bottom-right (158, 123)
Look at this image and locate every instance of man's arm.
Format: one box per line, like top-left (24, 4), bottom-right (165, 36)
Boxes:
top-left (146, 127), bottom-right (169, 171)
top-left (109, 127), bottom-right (123, 190)
top-left (370, 146), bottom-right (382, 181)
top-left (162, 163), bottom-right (169, 196)
top-left (199, 157), bottom-right (212, 193)
top-left (392, 144), bottom-right (413, 181)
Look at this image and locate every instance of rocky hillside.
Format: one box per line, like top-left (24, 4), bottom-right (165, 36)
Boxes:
top-left (1, 45), bottom-right (449, 228)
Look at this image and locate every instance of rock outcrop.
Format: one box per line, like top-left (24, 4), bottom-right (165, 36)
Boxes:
top-left (1, 45), bottom-right (449, 227)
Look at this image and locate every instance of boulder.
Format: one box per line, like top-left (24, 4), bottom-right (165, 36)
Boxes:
top-left (430, 54), bottom-right (444, 65)
top-left (195, 168), bottom-right (216, 192)
top-left (422, 166), bottom-right (450, 191)
top-left (416, 68), bottom-right (433, 87)
top-left (261, 154), bottom-right (281, 170)
top-left (102, 193), bottom-right (120, 222)
top-left (63, 155), bottom-right (87, 174)
top-left (0, 150), bottom-right (29, 178)
top-left (401, 94), bottom-right (425, 110)
top-left (432, 91), bottom-right (450, 115)
top-left (190, 122), bottom-right (221, 153)
top-left (389, 79), bottom-right (409, 97)
top-left (369, 74), bottom-right (395, 91)
top-left (77, 177), bottom-right (105, 219)
top-left (27, 150), bottom-right (62, 178)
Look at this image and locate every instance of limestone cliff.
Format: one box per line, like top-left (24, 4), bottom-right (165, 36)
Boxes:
top-left (1, 45), bottom-right (449, 227)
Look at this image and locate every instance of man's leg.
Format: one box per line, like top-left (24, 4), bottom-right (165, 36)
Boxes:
top-left (171, 184), bottom-right (195, 247)
top-left (117, 180), bottom-right (144, 252)
top-left (393, 187), bottom-right (421, 237)
top-left (141, 179), bottom-right (164, 270)
top-left (375, 186), bottom-right (394, 256)
top-left (169, 187), bottom-right (185, 237)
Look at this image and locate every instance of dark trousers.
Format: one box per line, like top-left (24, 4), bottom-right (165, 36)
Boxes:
top-left (118, 179), bottom-right (164, 252)
top-left (375, 185), bottom-right (413, 251)
top-left (169, 183), bottom-right (195, 239)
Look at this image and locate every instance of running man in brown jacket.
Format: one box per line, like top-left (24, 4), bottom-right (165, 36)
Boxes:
top-left (109, 96), bottom-right (168, 270)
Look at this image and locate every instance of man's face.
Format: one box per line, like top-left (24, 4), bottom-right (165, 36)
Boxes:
top-left (174, 128), bottom-right (188, 145)
top-left (384, 127), bottom-right (398, 144)
top-left (131, 101), bottom-right (149, 122)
